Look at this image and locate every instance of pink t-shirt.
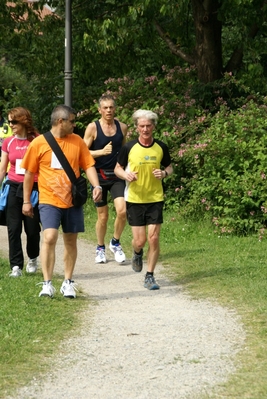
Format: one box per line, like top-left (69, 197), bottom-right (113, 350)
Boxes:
top-left (2, 135), bottom-right (38, 183)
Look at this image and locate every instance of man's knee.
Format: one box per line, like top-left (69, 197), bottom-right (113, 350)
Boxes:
top-left (97, 209), bottom-right (109, 224)
top-left (43, 230), bottom-right (58, 246)
top-left (116, 207), bottom-right (126, 220)
top-left (148, 234), bottom-right (160, 248)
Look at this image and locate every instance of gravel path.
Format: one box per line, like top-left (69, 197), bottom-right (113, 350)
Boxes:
top-left (0, 226), bottom-right (245, 399)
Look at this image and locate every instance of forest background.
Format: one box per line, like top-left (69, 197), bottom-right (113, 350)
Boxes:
top-left (1, 0), bottom-right (267, 236)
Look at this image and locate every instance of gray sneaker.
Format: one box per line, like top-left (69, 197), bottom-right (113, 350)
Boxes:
top-left (144, 275), bottom-right (160, 290)
top-left (9, 266), bottom-right (22, 277)
top-left (26, 257), bottom-right (38, 273)
top-left (131, 249), bottom-right (143, 272)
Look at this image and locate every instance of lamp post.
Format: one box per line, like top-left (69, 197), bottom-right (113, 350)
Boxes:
top-left (64, 0), bottom-right (72, 106)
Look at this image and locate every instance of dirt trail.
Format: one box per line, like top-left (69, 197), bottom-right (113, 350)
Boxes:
top-left (0, 225), bottom-right (245, 399)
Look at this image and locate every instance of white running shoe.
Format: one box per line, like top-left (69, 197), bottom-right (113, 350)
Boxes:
top-left (26, 257), bottom-right (38, 273)
top-left (38, 281), bottom-right (56, 298)
top-left (109, 240), bottom-right (126, 263)
top-left (60, 279), bottom-right (78, 298)
top-left (9, 266), bottom-right (22, 277)
top-left (95, 248), bottom-right (107, 263)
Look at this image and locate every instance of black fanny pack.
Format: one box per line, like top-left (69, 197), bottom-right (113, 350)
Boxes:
top-left (98, 169), bottom-right (117, 180)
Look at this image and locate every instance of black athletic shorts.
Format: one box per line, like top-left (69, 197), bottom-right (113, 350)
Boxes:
top-left (93, 178), bottom-right (125, 207)
top-left (126, 202), bottom-right (164, 226)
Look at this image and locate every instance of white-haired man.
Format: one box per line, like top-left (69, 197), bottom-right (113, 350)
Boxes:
top-left (114, 109), bottom-right (173, 290)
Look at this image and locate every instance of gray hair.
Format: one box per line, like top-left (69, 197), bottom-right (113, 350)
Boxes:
top-left (51, 104), bottom-right (76, 126)
top-left (98, 94), bottom-right (116, 107)
top-left (132, 109), bottom-right (158, 126)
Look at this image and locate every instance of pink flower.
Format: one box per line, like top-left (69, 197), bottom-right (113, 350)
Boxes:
top-left (178, 149), bottom-right (186, 157)
top-left (212, 217), bottom-right (219, 226)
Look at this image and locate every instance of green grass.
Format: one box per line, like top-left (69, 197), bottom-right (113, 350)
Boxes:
top-left (160, 215), bottom-right (267, 398)
top-left (0, 262), bottom-right (89, 399)
top-left (1, 199), bottom-right (267, 398)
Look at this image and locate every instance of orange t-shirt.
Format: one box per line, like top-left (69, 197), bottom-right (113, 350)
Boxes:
top-left (21, 133), bottom-right (95, 208)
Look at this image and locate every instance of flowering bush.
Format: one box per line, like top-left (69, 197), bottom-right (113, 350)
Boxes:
top-left (77, 66), bottom-right (267, 235)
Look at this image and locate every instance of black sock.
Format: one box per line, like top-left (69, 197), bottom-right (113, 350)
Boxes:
top-left (111, 237), bottom-right (120, 245)
top-left (146, 272), bottom-right (153, 277)
top-left (97, 244), bottom-right (105, 250)
top-left (134, 249), bottom-right (143, 255)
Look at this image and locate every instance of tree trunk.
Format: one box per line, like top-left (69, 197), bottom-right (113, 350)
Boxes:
top-left (191, 0), bottom-right (223, 83)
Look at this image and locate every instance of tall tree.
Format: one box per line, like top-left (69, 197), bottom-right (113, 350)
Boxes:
top-left (1, 0), bottom-right (267, 127)
top-left (0, 0), bottom-right (65, 129)
top-left (72, 0), bottom-right (267, 83)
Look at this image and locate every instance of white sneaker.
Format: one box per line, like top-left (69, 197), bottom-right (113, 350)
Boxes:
top-left (9, 266), bottom-right (22, 277)
top-left (109, 240), bottom-right (126, 263)
top-left (60, 279), bottom-right (78, 298)
top-left (26, 257), bottom-right (38, 273)
top-left (38, 281), bottom-right (56, 298)
top-left (95, 248), bottom-right (107, 263)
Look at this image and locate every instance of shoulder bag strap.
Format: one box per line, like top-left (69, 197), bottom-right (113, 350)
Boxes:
top-left (43, 131), bottom-right (77, 183)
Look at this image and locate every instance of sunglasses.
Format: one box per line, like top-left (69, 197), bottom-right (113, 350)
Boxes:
top-left (8, 120), bottom-right (19, 125)
top-left (62, 118), bottom-right (76, 124)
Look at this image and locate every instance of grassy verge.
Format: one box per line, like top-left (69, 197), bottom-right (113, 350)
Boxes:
top-left (1, 199), bottom-right (267, 398)
top-left (0, 261), bottom-right (89, 399)
top-left (160, 214), bottom-right (267, 398)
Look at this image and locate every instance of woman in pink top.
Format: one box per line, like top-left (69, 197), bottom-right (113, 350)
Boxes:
top-left (0, 107), bottom-right (40, 277)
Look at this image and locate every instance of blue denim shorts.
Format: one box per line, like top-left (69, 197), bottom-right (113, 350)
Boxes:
top-left (39, 204), bottom-right (84, 233)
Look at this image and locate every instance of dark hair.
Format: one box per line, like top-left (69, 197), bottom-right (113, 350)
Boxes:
top-left (51, 104), bottom-right (76, 126)
top-left (8, 107), bottom-right (39, 140)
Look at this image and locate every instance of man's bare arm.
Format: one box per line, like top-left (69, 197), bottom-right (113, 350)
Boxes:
top-left (119, 121), bottom-right (128, 146)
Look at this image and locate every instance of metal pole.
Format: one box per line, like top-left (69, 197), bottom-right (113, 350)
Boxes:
top-left (64, 0), bottom-right (72, 106)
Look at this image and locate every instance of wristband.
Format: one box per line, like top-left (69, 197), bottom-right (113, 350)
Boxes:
top-left (94, 186), bottom-right (103, 190)
top-left (23, 202), bottom-right (31, 204)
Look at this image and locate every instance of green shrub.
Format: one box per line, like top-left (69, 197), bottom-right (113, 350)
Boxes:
top-left (175, 100), bottom-right (267, 234)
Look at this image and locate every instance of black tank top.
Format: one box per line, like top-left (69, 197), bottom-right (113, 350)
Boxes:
top-left (91, 120), bottom-right (124, 169)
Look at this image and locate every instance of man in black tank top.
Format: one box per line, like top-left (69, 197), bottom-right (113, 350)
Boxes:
top-left (84, 94), bottom-right (128, 264)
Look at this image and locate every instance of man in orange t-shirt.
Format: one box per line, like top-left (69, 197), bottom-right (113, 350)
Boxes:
top-left (21, 104), bottom-right (102, 299)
